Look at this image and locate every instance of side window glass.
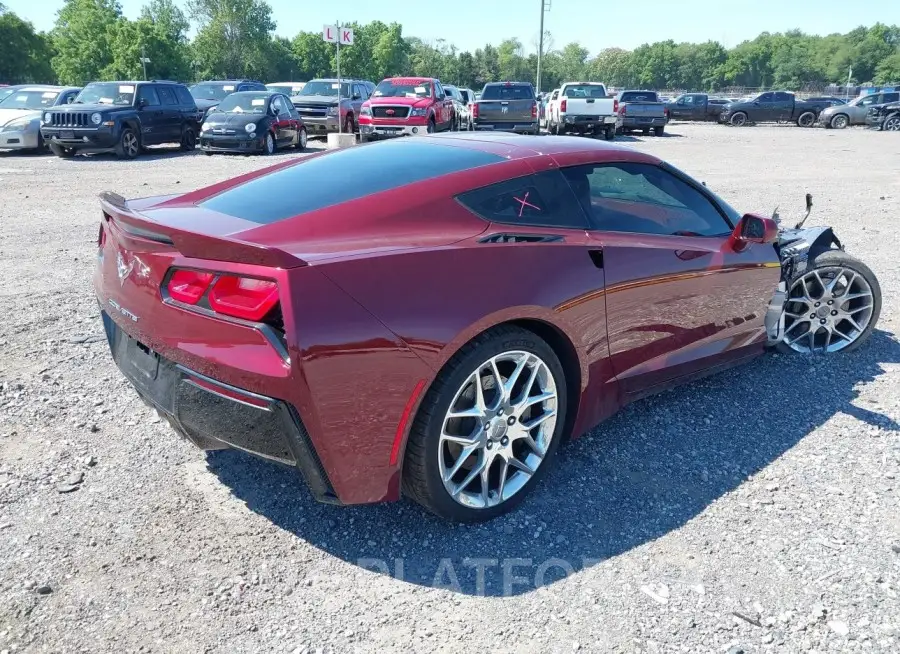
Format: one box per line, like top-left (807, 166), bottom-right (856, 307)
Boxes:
top-left (774, 92), bottom-right (791, 102)
top-left (434, 81), bottom-right (443, 98)
top-left (158, 86), bottom-right (177, 105)
top-left (884, 93), bottom-right (899, 103)
top-left (758, 92), bottom-right (774, 102)
top-left (456, 170), bottom-right (588, 229)
top-left (272, 96), bottom-right (286, 114)
top-left (561, 163), bottom-right (731, 237)
top-left (138, 86), bottom-right (160, 106)
top-left (175, 85), bottom-right (194, 105)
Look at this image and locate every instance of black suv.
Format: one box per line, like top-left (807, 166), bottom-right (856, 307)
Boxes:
top-left (189, 80), bottom-right (267, 115)
top-left (41, 80), bottom-right (202, 159)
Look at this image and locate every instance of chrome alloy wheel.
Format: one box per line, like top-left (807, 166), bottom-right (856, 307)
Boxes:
top-left (438, 351), bottom-right (558, 509)
top-left (782, 266), bottom-right (874, 352)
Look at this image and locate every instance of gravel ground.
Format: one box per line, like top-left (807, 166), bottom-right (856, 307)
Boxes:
top-left (1, 125), bottom-right (899, 654)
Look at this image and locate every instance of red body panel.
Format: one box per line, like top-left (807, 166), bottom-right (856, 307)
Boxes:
top-left (359, 77), bottom-right (454, 130)
top-left (95, 135), bottom-right (782, 505)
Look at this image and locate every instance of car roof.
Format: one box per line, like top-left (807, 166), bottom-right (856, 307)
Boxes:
top-left (229, 90), bottom-right (276, 95)
top-left (13, 85), bottom-right (80, 92)
top-left (419, 132), bottom-right (656, 160)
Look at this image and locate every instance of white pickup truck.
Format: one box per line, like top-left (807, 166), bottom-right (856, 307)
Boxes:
top-left (548, 82), bottom-right (616, 140)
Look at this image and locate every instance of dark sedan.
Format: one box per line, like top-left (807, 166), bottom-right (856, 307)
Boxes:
top-left (199, 91), bottom-right (307, 155)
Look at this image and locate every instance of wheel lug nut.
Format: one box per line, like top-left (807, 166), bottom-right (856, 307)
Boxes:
top-left (507, 416), bottom-right (516, 425)
top-left (815, 302), bottom-right (820, 307)
top-left (486, 441), bottom-right (493, 449)
top-left (820, 319), bottom-right (826, 324)
top-left (827, 300), bottom-right (833, 305)
top-left (498, 409), bottom-right (504, 416)
top-left (831, 310), bottom-right (838, 316)
top-left (810, 314), bottom-right (816, 319)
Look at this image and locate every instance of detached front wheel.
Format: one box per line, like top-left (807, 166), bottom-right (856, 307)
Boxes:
top-left (402, 326), bottom-right (568, 522)
top-left (777, 250), bottom-right (881, 354)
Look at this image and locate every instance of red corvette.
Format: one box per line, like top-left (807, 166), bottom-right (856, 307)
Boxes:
top-left (95, 134), bottom-right (881, 521)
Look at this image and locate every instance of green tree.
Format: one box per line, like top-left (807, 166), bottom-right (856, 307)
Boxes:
top-left (292, 31), bottom-right (331, 81)
top-left (51, 0), bottom-right (122, 85)
top-left (103, 16), bottom-right (191, 81)
top-left (873, 51), bottom-right (900, 83)
top-left (0, 7), bottom-right (56, 83)
top-left (189, 0), bottom-right (276, 80)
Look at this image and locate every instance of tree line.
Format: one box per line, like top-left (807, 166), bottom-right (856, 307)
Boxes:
top-left (1, 0), bottom-right (899, 91)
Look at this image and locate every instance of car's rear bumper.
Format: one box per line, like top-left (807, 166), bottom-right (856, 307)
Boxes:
top-left (473, 121), bottom-right (539, 133)
top-left (100, 309), bottom-right (339, 504)
top-left (617, 116), bottom-right (667, 128)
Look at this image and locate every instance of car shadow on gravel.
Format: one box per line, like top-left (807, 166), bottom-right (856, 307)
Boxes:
top-left (209, 328), bottom-right (900, 596)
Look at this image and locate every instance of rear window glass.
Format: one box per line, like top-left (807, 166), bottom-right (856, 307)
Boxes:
top-left (619, 91), bottom-right (658, 102)
top-left (562, 84), bottom-right (607, 98)
top-left (200, 141), bottom-right (503, 224)
top-left (481, 84), bottom-right (534, 101)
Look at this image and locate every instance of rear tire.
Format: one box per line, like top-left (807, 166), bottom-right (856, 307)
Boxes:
top-left (775, 249), bottom-right (881, 355)
top-left (884, 115), bottom-right (900, 131)
top-left (263, 131), bottom-right (275, 155)
top-left (295, 127), bottom-right (307, 150)
top-left (641, 127), bottom-right (650, 135)
top-left (796, 111), bottom-right (816, 128)
top-left (604, 125), bottom-right (615, 141)
top-left (180, 127), bottom-right (196, 151)
top-left (653, 126), bottom-right (665, 136)
top-left (730, 112), bottom-right (748, 127)
top-left (402, 325), bottom-right (568, 522)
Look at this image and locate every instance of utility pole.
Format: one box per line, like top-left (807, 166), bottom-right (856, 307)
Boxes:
top-left (536, 0), bottom-right (550, 94)
top-left (336, 19), bottom-right (342, 134)
top-left (140, 46), bottom-right (150, 80)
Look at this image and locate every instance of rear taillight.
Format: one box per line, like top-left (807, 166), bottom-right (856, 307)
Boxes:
top-left (167, 269), bottom-right (214, 304)
top-left (165, 269), bottom-right (279, 323)
top-left (208, 275), bottom-right (279, 322)
top-left (531, 102), bottom-right (537, 118)
top-left (619, 104), bottom-right (627, 115)
top-left (664, 107), bottom-right (669, 117)
top-left (472, 103), bottom-right (479, 118)
top-left (613, 98), bottom-right (619, 113)
top-left (560, 98), bottom-right (567, 112)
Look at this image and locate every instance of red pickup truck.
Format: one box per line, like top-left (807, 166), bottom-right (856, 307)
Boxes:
top-left (358, 77), bottom-right (455, 141)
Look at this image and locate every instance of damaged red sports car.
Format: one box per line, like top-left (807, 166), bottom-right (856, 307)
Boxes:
top-left (95, 134), bottom-right (881, 521)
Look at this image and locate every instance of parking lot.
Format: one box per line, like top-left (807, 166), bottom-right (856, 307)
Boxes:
top-left (1, 125), bottom-right (898, 653)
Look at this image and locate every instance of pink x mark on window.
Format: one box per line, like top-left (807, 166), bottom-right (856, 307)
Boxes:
top-left (514, 191), bottom-right (541, 217)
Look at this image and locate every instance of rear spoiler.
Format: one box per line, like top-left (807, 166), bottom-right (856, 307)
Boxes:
top-left (99, 192), bottom-right (307, 269)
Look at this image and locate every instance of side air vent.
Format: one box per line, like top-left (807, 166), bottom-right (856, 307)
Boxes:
top-left (479, 233), bottom-right (564, 244)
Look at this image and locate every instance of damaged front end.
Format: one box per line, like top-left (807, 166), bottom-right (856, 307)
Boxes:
top-left (764, 215), bottom-right (845, 347)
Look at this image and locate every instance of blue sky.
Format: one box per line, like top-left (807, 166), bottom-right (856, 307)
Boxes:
top-left (7, 0), bottom-right (900, 52)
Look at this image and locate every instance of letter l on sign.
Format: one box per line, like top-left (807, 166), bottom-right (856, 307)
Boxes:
top-left (322, 25), bottom-right (337, 43)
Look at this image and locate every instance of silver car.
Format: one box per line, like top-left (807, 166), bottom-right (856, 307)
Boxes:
top-left (819, 91), bottom-right (900, 129)
top-left (0, 85), bottom-right (81, 151)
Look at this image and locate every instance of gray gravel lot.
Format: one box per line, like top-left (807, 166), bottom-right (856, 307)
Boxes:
top-left (1, 125), bottom-right (899, 653)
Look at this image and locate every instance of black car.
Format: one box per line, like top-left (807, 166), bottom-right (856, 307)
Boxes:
top-left (40, 81), bottom-right (202, 159)
top-left (190, 80), bottom-right (267, 116)
top-left (199, 91), bottom-right (307, 155)
top-left (866, 102), bottom-right (900, 131)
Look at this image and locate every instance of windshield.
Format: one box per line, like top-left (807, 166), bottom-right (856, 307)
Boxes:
top-left (0, 88), bottom-right (14, 101)
top-left (213, 93), bottom-right (271, 114)
top-left (267, 84), bottom-right (303, 96)
top-left (190, 83), bottom-right (237, 101)
top-left (562, 84), bottom-right (606, 98)
top-left (0, 90), bottom-right (60, 110)
top-left (373, 80), bottom-right (432, 99)
top-left (75, 83), bottom-right (134, 106)
top-left (301, 81), bottom-right (350, 97)
top-left (481, 85), bottom-right (535, 101)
